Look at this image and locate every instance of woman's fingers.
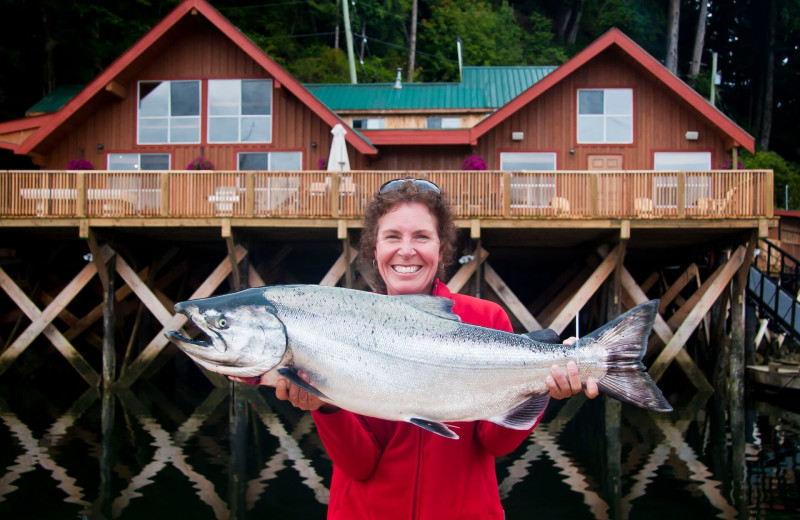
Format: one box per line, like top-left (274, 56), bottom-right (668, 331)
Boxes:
top-left (548, 361), bottom-right (599, 399)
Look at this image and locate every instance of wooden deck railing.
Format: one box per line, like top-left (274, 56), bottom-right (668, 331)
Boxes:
top-left (0, 169), bottom-right (774, 220)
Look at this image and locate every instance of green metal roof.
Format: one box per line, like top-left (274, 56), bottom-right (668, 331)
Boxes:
top-left (26, 85), bottom-right (84, 116)
top-left (304, 66), bottom-right (556, 111)
top-left (28, 67), bottom-right (556, 116)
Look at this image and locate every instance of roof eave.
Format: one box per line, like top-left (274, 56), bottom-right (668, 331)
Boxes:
top-left (470, 28), bottom-right (755, 153)
top-left (361, 129), bottom-right (472, 146)
top-left (18, 0), bottom-right (376, 157)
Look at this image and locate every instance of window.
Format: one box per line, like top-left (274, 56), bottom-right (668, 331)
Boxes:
top-left (138, 81), bottom-right (200, 144)
top-left (107, 153), bottom-right (170, 170)
top-left (577, 88), bottom-right (633, 144)
top-left (500, 152), bottom-right (557, 208)
top-left (500, 152), bottom-right (556, 171)
top-left (653, 152), bottom-right (712, 208)
top-left (426, 117), bottom-right (460, 129)
top-left (237, 152), bottom-right (302, 171)
top-left (351, 118), bottom-right (385, 130)
top-left (653, 152), bottom-right (711, 171)
top-left (209, 79), bottom-right (272, 143)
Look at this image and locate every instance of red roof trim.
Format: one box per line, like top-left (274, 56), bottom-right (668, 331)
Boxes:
top-left (361, 129), bottom-right (471, 146)
top-left (18, 0), bottom-right (375, 156)
top-left (469, 28), bottom-right (755, 153)
top-left (0, 115), bottom-right (54, 151)
top-left (0, 114), bottom-right (54, 134)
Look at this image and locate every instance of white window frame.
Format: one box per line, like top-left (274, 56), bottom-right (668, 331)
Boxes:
top-left (426, 117), bottom-right (460, 129)
top-left (107, 153), bottom-right (171, 171)
top-left (500, 152), bottom-right (557, 208)
top-left (137, 80), bottom-right (201, 144)
top-left (237, 152), bottom-right (303, 171)
top-left (208, 79), bottom-right (273, 144)
top-left (653, 152), bottom-right (713, 208)
top-left (577, 88), bottom-right (633, 144)
top-left (351, 118), bottom-right (386, 130)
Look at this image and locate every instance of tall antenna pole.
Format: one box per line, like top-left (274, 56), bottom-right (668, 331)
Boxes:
top-left (457, 37), bottom-right (463, 81)
top-left (710, 51), bottom-right (717, 106)
top-left (342, 0), bottom-right (357, 83)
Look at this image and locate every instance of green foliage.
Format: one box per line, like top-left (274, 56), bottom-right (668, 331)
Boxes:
top-left (741, 150), bottom-right (800, 210)
top-left (418, 0), bottom-right (565, 81)
top-left (286, 46), bottom-right (351, 84)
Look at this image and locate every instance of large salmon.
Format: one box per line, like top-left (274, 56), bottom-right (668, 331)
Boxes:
top-left (166, 285), bottom-right (671, 439)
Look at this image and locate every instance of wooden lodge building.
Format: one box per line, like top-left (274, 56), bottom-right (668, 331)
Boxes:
top-left (0, 0), bottom-right (773, 397)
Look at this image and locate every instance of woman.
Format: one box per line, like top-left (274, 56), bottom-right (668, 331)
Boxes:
top-left (275, 178), bottom-right (597, 519)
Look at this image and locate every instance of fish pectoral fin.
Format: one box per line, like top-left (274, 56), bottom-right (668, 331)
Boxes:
top-left (409, 418), bottom-right (459, 439)
top-left (277, 367), bottom-right (328, 399)
top-left (488, 393), bottom-right (550, 430)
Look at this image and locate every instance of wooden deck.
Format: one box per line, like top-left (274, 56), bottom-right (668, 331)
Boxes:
top-left (0, 169), bottom-right (774, 225)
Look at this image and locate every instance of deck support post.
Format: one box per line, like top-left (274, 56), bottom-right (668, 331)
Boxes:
top-left (338, 220), bottom-right (353, 289)
top-left (102, 250), bottom-right (116, 389)
top-left (730, 231), bottom-right (756, 515)
top-left (605, 233), bottom-right (626, 520)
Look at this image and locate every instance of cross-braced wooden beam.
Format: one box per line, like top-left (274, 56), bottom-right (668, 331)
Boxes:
top-left (115, 245), bottom-right (248, 387)
top-left (649, 246), bottom-right (745, 382)
top-left (0, 247), bottom-right (112, 385)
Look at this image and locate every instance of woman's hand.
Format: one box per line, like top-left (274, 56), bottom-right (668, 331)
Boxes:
top-left (546, 337), bottom-right (599, 399)
top-left (229, 371), bottom-right (339, 413)
top-left (275, 370), bottom-right (340, 413)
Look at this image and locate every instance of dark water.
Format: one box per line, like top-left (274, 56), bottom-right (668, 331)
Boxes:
top-left (1, 374), bottom-right (798, 520)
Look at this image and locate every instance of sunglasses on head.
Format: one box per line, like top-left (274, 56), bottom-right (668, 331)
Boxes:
top-left (378, 178), bottom-right (441, 195)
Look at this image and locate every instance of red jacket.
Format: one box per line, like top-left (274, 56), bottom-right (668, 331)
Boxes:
top-left (311, 280), bottom-right (542, 519)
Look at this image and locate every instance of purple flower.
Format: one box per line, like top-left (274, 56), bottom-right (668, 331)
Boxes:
top-left (318, 158), bottom-right (328, 169)
top-left (187, 156), bottom-right (214, 170)
top-left (68, 158), bottom-right (93, 170)
top-left (462, 156), bottom-right (487, 170)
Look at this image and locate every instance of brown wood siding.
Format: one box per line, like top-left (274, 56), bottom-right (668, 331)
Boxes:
top-left (473, 48), bottom-right (730, 170)
top-left (366, 145), bottom-right (473, 170)
top-left (34, 17), bottom-right (360, 171)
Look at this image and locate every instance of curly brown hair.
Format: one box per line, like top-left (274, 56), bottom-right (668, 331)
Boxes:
top-left (358, 180), bottom-right (458, 293)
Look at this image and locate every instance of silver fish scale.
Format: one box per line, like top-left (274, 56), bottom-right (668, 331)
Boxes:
top-left (262, 285), bottom-right (609, 423)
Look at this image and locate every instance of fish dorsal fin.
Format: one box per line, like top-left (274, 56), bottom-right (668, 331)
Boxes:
top-left (409, 418), bottom-right (459, 439)
top-left (393, 295), bottom-right (460, 322)
top-left (522, 328), bottom-right (561, 343)
top-left (487, 393), bottom-right (550, 430)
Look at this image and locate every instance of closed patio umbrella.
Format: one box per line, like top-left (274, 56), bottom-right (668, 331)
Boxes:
top-left (327, 124), bottom-right (351, 172)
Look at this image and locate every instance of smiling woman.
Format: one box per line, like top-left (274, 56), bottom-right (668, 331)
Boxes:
top-left (259, 178), bottom-right (596, 519)
top-left (358, 179), bottom-right (457, 295)
top-left (374, 202), bottom-right (442, 295)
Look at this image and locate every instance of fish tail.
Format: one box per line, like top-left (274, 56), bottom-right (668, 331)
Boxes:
top-left (578, 300), bottom-right (672, 412)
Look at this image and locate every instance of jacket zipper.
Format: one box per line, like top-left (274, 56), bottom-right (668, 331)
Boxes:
top-left (411, 427), bottom-right (423, 519)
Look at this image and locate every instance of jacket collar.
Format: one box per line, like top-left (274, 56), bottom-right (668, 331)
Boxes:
top-left (431, 278), bottom-right (451, 298)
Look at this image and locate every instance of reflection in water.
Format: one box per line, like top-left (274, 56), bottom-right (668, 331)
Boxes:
top-left (0, 379), bottom-right (798, 519)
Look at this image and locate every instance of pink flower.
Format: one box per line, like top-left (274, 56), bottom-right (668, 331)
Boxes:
top-left (462, 156), bottom-right (486, 170)
top-left (187, 156), bottom-right (214, 170)
top-left (68, 158), bottom-right (93, 170)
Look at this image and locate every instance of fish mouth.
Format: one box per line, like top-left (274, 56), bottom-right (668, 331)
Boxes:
top-left (165, 330), bottom-right (213, 349)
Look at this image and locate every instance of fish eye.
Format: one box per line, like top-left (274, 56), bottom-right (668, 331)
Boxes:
top-left (217, 318), bottom-right (228, 329)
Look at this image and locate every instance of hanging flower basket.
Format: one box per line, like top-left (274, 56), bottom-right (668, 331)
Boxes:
top-left (462, 155), bottom-right (486, 170)
top-left (67, 158), bottom-right (94, 170)
top-left (186, 156), bottom-right (215, 170)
